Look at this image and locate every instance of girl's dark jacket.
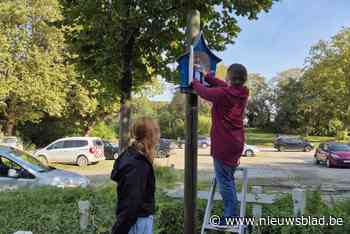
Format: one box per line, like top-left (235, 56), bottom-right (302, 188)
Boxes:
top-left (111, 146), bottom-right (155, 234)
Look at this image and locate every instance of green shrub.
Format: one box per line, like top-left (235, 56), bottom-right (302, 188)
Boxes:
top-left (155, 198), bottom-right (223, 234)
top-left (1, 187), bottom-right (349, 234)
top-left (0, 187), bottom-right (98, 234)
top-left (154, 166), bottom-right (179, 189)
top-left (336, 129), bottom-right (349, 141)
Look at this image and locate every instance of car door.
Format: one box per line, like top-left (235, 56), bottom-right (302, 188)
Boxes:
top-left (315, 144), bottom-right (323, 161)
top-left (282, 138), bottom-right (293, 150)
top-left (0, 156), bottom-right (36, 190)
top-left (294, 139), bottom-right (305, 151)
top-left (46, 141), bottom-right (65, 162)
top-left (62, 140), bottom-right (79, 163)
top-left (318, 144), bottom-right (329, 162)
top-left (103, 141), bottom-right (113, 159)
top-left (72, 140), bottom-right (89, 162)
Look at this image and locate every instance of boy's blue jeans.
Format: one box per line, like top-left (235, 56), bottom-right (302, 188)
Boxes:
top-left (128, 216), bottom-right (153, 234)
top-left (213, 158), bottom-right (239, 218)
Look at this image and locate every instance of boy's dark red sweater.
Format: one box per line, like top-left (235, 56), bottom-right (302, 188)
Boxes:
top-left (192, 74), bottom-right (249, 166)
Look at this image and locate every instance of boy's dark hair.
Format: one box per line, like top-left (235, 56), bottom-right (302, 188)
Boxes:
top-left (227, 63), bottom-right (248, 86)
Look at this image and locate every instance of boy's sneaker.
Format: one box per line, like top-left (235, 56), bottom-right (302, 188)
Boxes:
top-left (210, 218), bottom-right (239, 231)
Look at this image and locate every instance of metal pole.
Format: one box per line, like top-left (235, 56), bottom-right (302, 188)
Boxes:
top-left (184, 9), bottom-right (200, 234)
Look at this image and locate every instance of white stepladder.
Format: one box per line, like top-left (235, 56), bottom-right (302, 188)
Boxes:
top-left (201, 167), bottom-right (249, 234)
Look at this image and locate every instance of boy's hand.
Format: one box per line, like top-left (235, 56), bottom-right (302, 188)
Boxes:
top-left (194, 64), bottom-right (208, 77)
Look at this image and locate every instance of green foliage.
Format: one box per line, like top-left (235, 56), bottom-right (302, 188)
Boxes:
top-left (198, 115), bottom-right (211, 136)
top-left (90, 121), bottom-right (117, 141)
top-left (300, 28), bottom-right (350, 136)
top-left (258, 191), bottom-right (350, 234)
top-left (60, 0), bottom-right (280, 150)
top-left (156, 92), bottom-right (185, 139)
top-left (336, 130), bottom-right (349, 141)
top-left (0, 187), bottom-right (97, 234)
top-left (154, 166), bottom-right (179, 189)
top-left (272, 70), bottom-right (304, 134)
top-left (0, 0), bottom-right (72, 135)
top-left (155, 198), bottom-right (222, 234)
top-left (246, 74), bottom-right (273, 129)
top-left (215, 63), bottom-right (228, 80)
top-left (17, 117), bottom-right (83, 147)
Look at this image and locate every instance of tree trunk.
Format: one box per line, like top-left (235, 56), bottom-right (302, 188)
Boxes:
top-left (84, 119), bottom-right (97, 137)
top-left (119, 98), bottom-right (131, 153)
top-left (118, 23), bottom-right (136, 153)
top-left (4, 112), bottom-right (16, 136)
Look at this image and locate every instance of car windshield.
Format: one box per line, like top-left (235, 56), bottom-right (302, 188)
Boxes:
top-left (329, 144), bottom-right (350, 152)
top-left (9, 148), bottom-right (51, 172)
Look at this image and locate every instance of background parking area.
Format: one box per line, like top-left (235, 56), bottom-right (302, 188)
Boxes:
top-left (54, 147), bottom-right (350, 191)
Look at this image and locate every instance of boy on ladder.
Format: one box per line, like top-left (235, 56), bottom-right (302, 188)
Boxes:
top-left (192, 63), bottom-right (249, 229)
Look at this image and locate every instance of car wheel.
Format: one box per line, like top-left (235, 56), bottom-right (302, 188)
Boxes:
top-left (278, 146), bottom-right (285, 152)
top-left (158, 150), bottom-right (166, 158)
top-left (313, 156), bottom-right (320, 165)
top-left (304, 146), bottom-right (312, 152)
top-left (245, 150), bottom-right (254, 157)
top-left (38, 155), bottom-right (49, 166)
top-left (326, 158), bottom-right (333, 168)
top-left (77, 155), bottom-right (89, 167)
top-left (113, 152), bottom-right (119, 159)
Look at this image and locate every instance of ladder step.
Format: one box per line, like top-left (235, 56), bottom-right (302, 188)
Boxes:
top-left (204, 224), bottom-right (241, 233)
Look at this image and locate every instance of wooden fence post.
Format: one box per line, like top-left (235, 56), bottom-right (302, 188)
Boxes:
top-left (292, 188), bottom-right (306, 216)
top-left (252, 186), bottom-right (263, 218)
top-left (252, 186), bottom-right (263, 234)
top-left (78, 200), bottom-right (91, 230)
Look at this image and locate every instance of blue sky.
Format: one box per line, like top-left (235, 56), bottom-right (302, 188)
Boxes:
top-left (152, 0), bottom-right (350, 102)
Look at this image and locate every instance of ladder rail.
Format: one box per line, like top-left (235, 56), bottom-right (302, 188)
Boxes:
top-left (239, 168), bottom-right (248, 234)
top-left (201, 167), bottom-right (248, 234)
top-left (200, 177), bottom-right (216, 234)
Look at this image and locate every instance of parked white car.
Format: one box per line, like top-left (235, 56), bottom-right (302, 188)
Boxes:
top-left (242, 144), bottom-right (259, 157)
top-left (0, 136), bottom-right (23, 150)
top-left (34, 137), bottom-right (105, 166)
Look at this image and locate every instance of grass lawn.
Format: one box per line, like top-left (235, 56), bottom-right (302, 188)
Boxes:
top-left (245, 128), bottom-right (276, 146)
top-left (51, 160), bottom-right (114, 174)
top-left (245, 128), bottom-right (342, 147)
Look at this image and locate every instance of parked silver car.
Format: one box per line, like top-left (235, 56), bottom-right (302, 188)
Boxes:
top-left (0, 146), bottom-right (90, 190)
top-left (242, 144), bottom-right (260, 157)
top-left (0, 136), bottom-right (23, 150)
top-left (34, 137), bottom-right (105, 167)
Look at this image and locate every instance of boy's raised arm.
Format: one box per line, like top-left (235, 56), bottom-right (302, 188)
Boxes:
top-left (192, 80), bottom-right (224, 103)
top-left (204, 72), bottom-right (228, 87)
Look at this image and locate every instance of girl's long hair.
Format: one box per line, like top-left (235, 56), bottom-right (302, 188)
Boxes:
top-left (131, 117), bottom-right (160, 164)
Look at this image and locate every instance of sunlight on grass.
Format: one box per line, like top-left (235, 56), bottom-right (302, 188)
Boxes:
top-left (245, 128), bottom-right (342, 147)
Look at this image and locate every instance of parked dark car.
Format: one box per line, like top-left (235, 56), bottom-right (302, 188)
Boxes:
top-left (314, 142), bottom-right (350, 168)
top-left (156, 138), bottom-right (176, 158)
top-left (274, 137), bottom-right (313, 152)
top-left (103, 140), bottom-right (119, 160)
top-left (177, 136), bottom-right (211, 149)
top-left (198, 136), bottom-right (211, 148)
